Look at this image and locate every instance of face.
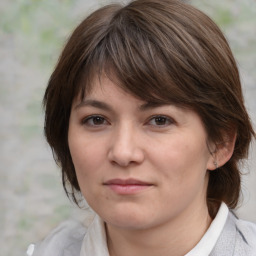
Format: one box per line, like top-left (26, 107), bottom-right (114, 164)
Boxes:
top-left (68, 76), bottom-right (214, 231)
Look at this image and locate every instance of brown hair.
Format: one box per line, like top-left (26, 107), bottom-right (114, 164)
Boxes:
top-left (43, 0), bottom-right (255, 217)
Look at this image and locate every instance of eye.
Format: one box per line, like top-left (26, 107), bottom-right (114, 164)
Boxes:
top-left (147, 115), bottom-right (174, 127)
top-left (82, 115), bottom-right (109, 127)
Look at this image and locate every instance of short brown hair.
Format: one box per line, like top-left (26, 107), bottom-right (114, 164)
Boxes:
top-left (43, 0), bottom-right (255, 217)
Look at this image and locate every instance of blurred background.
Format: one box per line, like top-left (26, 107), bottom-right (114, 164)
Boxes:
top-left (0, 0), bottom-right (255, 255)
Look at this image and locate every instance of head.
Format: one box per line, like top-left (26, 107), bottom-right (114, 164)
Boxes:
top-left (44, 0), bottom-right (255, 218)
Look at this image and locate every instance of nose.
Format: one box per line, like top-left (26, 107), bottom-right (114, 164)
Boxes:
top-left (107, 124), bottom-right (145, 167)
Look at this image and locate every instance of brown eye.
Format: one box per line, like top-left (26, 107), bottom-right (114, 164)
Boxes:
top-left (91, 116), bottom-right (105, 125)
top-left (82, 115), bottom-right (108, 126)
top-left (148, 115), bottom-right (173, 127)
top-left (155, 117), bottom-right (168, 125)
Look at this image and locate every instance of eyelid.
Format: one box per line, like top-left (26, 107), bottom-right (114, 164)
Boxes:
top-left (146, 115), bottom-right (175, 127)
top-left (81, 114), bottom-right (110, 126)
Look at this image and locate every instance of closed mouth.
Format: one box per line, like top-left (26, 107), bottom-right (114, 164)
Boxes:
top-left (103, 178), bottom-right (152, 186)
top-left (103, 178), bottom-right (153, 194)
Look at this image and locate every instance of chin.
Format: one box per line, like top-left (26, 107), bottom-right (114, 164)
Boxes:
top-left (101, 206), bottom-right (152, 230)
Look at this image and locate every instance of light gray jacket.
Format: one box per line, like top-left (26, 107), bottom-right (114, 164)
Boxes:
top-left (29, 212), bottom-right (256, 256)
top-left (210, 212), bottom-right (256, 255)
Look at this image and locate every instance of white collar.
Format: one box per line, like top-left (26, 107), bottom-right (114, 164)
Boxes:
top-left (80, 202), bottom-right (229, 256)
top-left (185, 202), bottom-right (229, 256)
top-left (80, 215), bottom-right (109, 256)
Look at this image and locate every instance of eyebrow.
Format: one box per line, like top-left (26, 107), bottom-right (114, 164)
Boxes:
top-left (74, 100), bottom-right (114, 112)
top-left (74, 99), bottom-right (169, 112)
top-left (139, 102), bottom-right (168, 111)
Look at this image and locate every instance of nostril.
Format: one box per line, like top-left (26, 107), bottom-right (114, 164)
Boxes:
top-left (108, 149), bottom-right (133, 167)
top-left (107, 128), bottom-right (144, 166)
top-left (108, 145), bottom-right (144, 167)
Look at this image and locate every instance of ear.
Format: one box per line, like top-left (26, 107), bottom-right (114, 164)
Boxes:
top-left (207, 131), bottom-right (237, 171)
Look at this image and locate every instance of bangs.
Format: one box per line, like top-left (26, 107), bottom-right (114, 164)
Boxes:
top-left (77, 4), bottom-right (194, 106)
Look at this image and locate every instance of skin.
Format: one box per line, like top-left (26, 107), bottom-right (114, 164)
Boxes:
top-left (68, 76), bottom-right (219, 256)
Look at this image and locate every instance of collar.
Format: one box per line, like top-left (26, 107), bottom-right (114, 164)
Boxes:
top-left (80, 202), bottom-right (229, 256)
top-left (185, 202), bottom-right (229, 256)
top-left (80, 215), bottom-right (109, 256)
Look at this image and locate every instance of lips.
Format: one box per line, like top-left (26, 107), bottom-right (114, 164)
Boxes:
top-left (104, 178), bottom-right (151, 185)
top-left (103, 179), bottom-right (153, 194)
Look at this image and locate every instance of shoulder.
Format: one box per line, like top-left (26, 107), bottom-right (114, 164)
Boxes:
top-left (234, 216), bottom-right (256, 252)
top-left (211, 211), bottom-right (256, 256)
top-left (27, 220), bottom-right (87, 256)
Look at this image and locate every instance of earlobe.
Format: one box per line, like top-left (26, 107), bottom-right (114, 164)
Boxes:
top-left (207, 131), bottom-right (237, 171)
top-left (207, 148), bottom-right (218, 171)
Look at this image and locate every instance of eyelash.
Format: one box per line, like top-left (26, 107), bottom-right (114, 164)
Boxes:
top-left (81, 115), bottom-right (109, 127)
top-left (81, 115), bottom-right (175, 128)
top-left (146, 115), bottom-right (174, 127)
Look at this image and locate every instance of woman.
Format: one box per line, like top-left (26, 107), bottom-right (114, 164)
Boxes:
top-left (28, 0), bottom-right (256, 255)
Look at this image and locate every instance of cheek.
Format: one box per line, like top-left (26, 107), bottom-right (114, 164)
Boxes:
top-left (153, 139), bottom-right (210, 209)
top-left (70, 143), bottom-right (104, 177)
top-left (69, 143), bottom-right (105, 201)
top-left (69, 134), bottom-right (88, 173)
top-left (151, 135), bottom-right (210, 183)
top-left (68, 133), bottom-right (111, 196)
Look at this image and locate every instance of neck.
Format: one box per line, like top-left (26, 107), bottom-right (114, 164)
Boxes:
top-left (106, 202), bottom-right (212, 256)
